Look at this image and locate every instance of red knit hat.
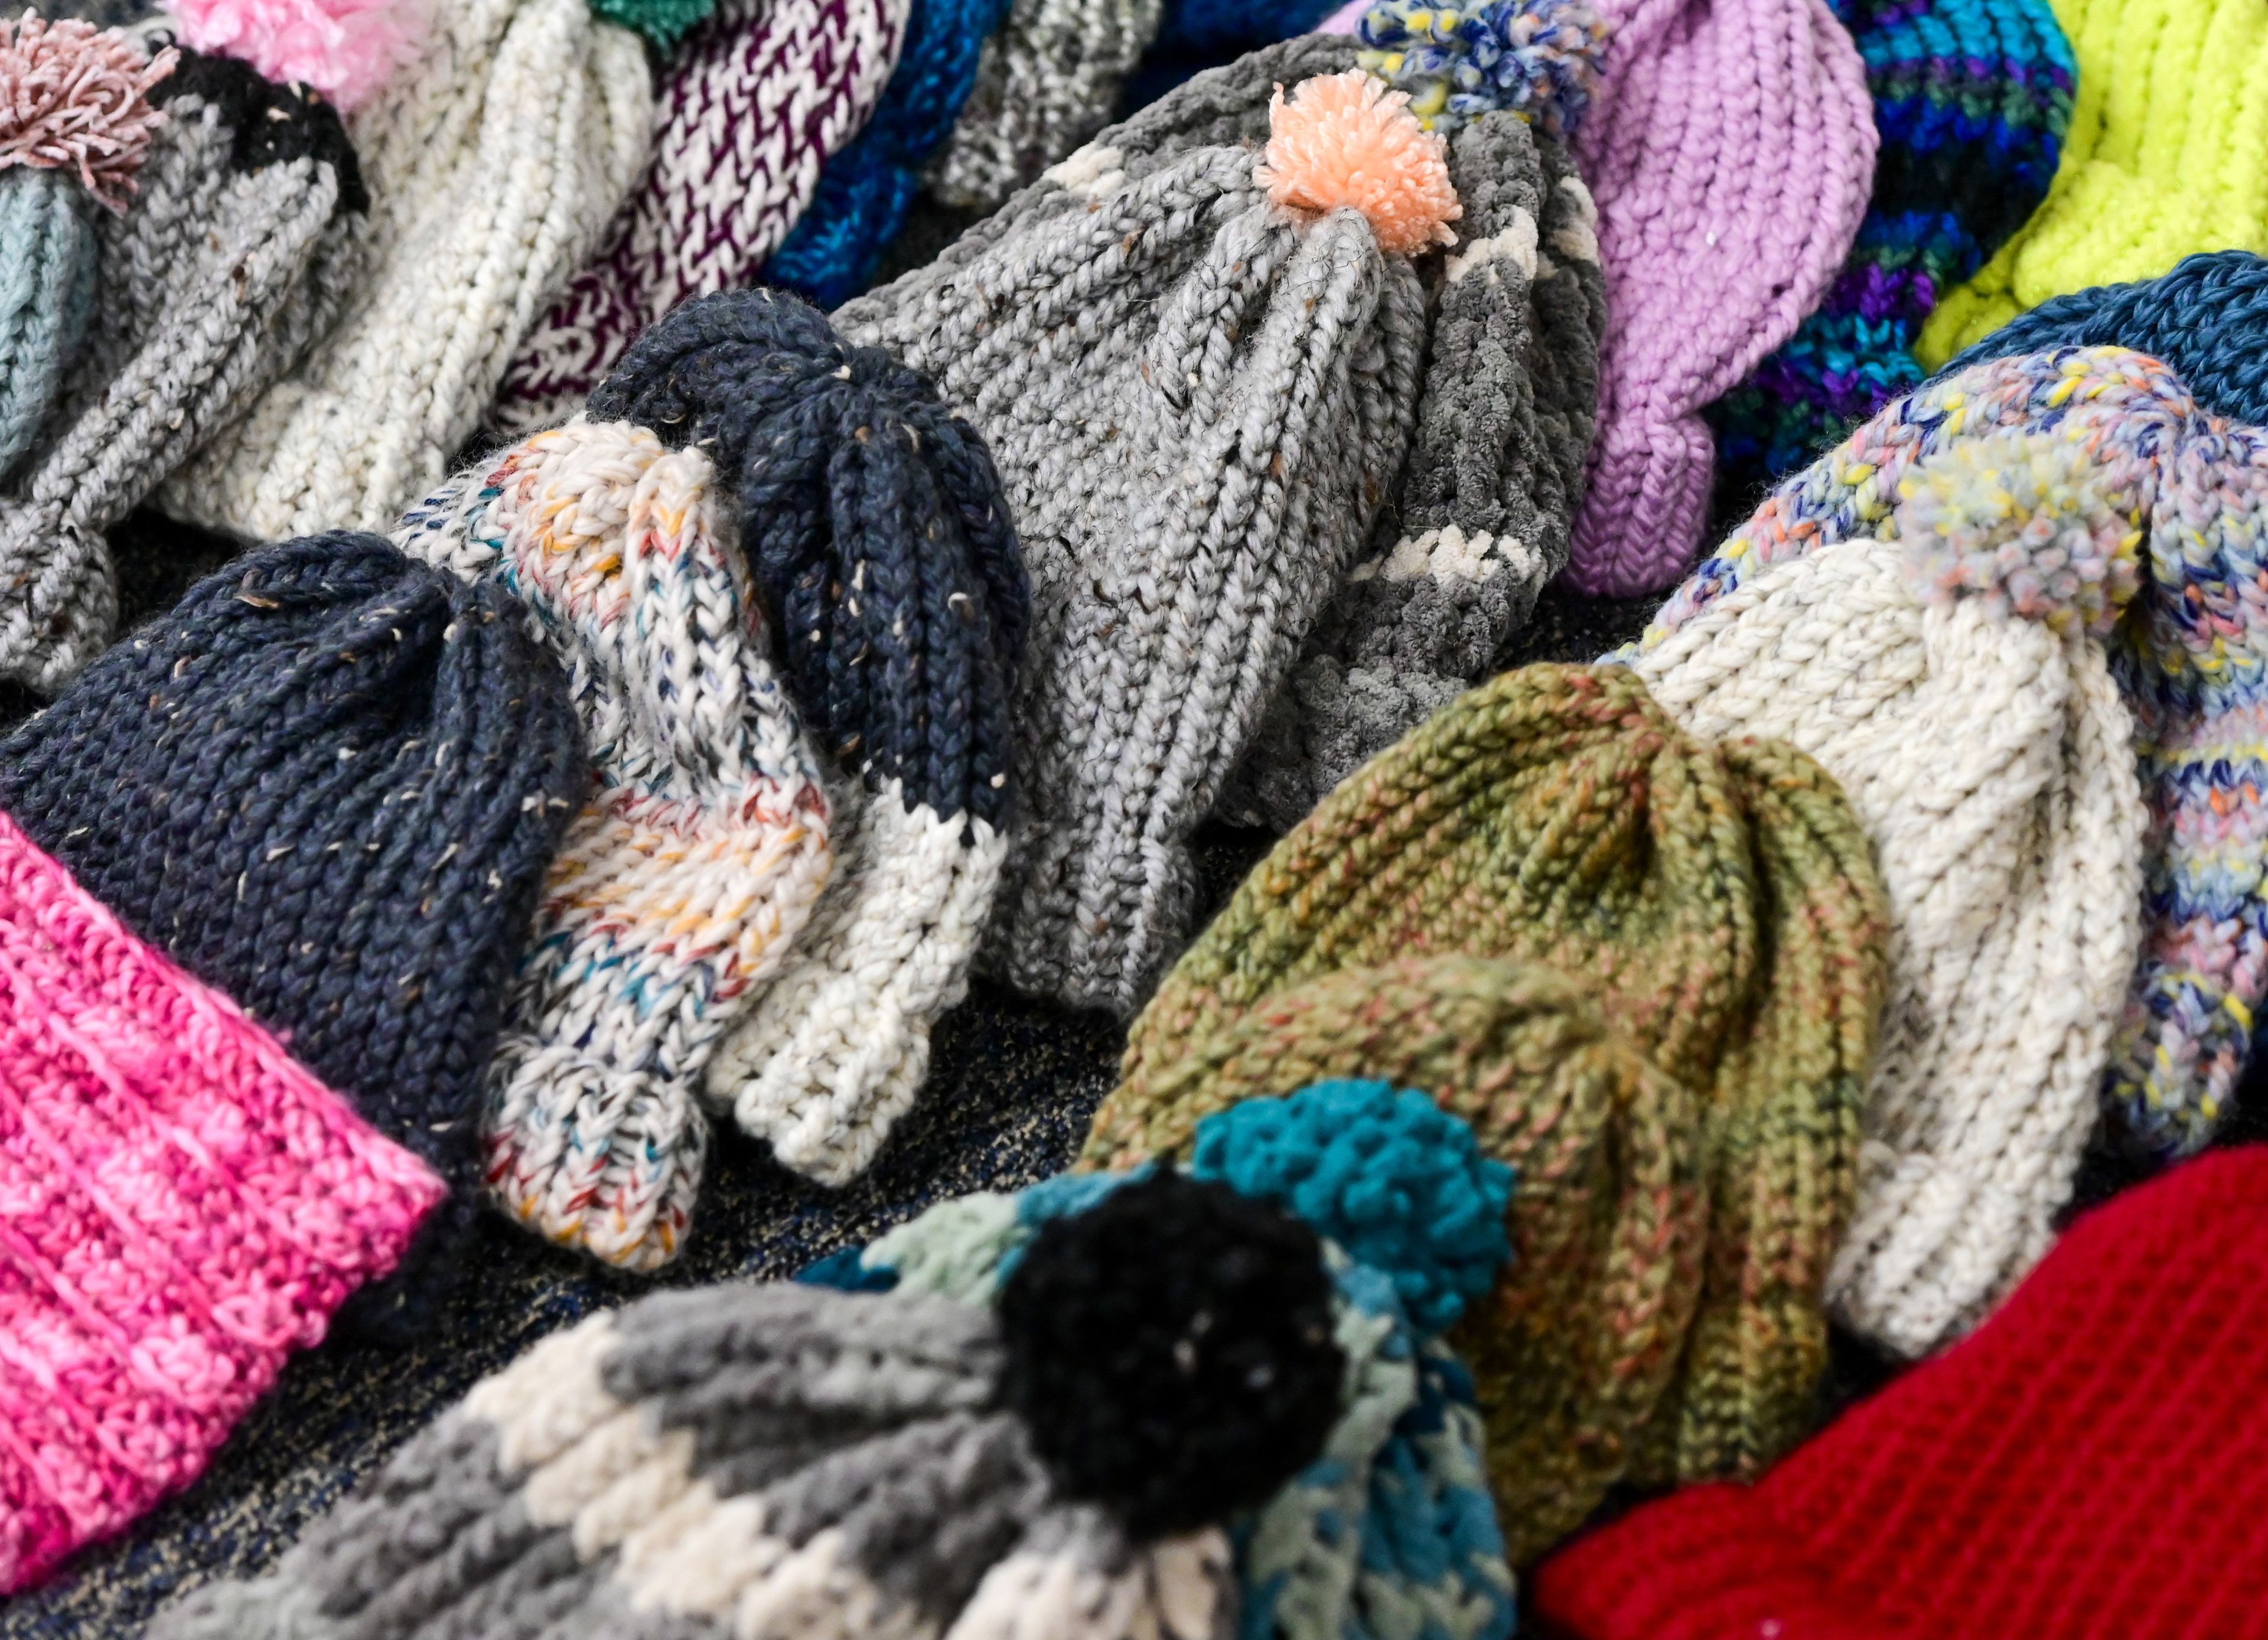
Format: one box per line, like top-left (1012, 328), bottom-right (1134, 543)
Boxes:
top-left (1530, 1147), bottom-right (2268, 1639)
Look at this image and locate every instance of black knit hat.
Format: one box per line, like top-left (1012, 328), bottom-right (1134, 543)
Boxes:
top-left (0, 533), bottom-right (585, 1204)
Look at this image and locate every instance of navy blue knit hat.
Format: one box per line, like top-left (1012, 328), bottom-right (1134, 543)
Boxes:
top-left (1940, 249), bottom-right (2268, 423)
top-left (0, 533), bottom-right (585, 1322)
top-left (591, 286), bottom-right (1028, 1186)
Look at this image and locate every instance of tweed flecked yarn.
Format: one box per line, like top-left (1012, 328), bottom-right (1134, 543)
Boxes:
top-left (762, 0), bottom-right (1011, 308)
top-left (0, 811), bottom-right (447, 1595)
top-left (1943, 248), bottom-right (2268, 420)
top-left (1530, 1147), bottom-right (2268, 1640)
top-left (1625, 417), bottom-right (2152, 1357)
top-left (1709, 0), bottom-right (2075, 494)
top-left (0, 534), bottom-right (584, 1314)
top-left (1210, 25), bottom-right (1608, 829)
top-left (1090, 663), bottom-right (1892, 1534)
top-left (1644, 347), bottom-right (2268, 1158)
top-left (157, 0), bottom-right (652, 540)
top-left (493, 0), bottom-right (910, 432)
top-left (395, 421), bottom-right (833, 1271)
top-left (1561, 0), bottom-right (1876, 596)
top-left (1918, 0), bottom-right (2268, 366)
top-left (836, 65), bottom-right (1451, 1015)
top-left (922, 0), bottom-right (1164, 213)
top-left (0, 46), bottom-right (364, 693)
top-left (590, 289), bottom-right (1027, 1186)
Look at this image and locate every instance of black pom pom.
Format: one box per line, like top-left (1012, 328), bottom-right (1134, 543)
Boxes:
top-left (997, 1171), bottom-right (1345, 1540)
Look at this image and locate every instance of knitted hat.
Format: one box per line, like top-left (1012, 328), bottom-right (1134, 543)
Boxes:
top-left (1625, 405), bottom-right (2152, 1357)
top-left (1559, 0), bottom-right (1875, 596)
top-left (154, 0), bottom-right (652, 541)
top-left (589, 290), bottom-right (1027, 1187)
top-left (761, 0), bottom-right (1012, 308)
top-left (0, 45), bottom-right (364, 693)
top-left (0, 533), bottom-right (585, 1323)
top-left (148, 1094), bottom-right (1514, 1640)
top-left (1091, 663), bottom-right (1892, 1521)
top-left (1123, 0), bottom-right (1345, 107)
top-left (836, 64), bottom-right (1458, 1016)
top-left (1646, 347), bottom-right (2268, 1159)
top-left (0, 17), bottom-right (170, 481)
top-left (161, 0), bottom-right (426, 109)
top-left (1918, 0), bottom-right (2268, 368)
top-left (1707, 0), bottom-right (2075, 495)
top-left (1216, 14), bottom-right (1611, 829)
top-left (393, 420), bottom-right (834, 1271)
top-left (921, 0), bottom-right (1164, 213)
top-left (492, 0), bottom-right (911, 433)
top-left (0, 810), bottom-right (448, 1594)
top-left (1530, 1145), bottom-right (2268, 1640)
top-left (1941, 247), bottom-right (2268, 421)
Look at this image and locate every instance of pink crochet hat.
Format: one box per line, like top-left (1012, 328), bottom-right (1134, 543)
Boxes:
top-left (0, 811), bottom-right (445, 1593)
top-left (1562, 0), bottom-right (1874, 595)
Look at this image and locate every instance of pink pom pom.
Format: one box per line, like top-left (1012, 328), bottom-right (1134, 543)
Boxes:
top-left (1253, 70), bottom-right (1461, 257)
top-left (164, 0), bottom-right (426, 112)
top-left (0, 14), bottom-right (178, 213)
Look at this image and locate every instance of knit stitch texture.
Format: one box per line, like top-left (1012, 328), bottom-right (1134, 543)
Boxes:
top-left (164, 0), bottom-right (427, 110)
top-left (1125, 0), bottom-right (1344, 106)
top-left (0, 809), bottom-right (447, 1594)
top-left (395, 420), bottom-right (833, 1271)
top-left (1563, 0), bottom-right (1876, 595)
top-left (0, 170), bottom-right (93, 484)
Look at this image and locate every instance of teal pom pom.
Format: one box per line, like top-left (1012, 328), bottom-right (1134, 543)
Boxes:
top-left (1191, 1080), bottom-right (1513, 1336)
top-left (591, 0), bottom-right (716, 46)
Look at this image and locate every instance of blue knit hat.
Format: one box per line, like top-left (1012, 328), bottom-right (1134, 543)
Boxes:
top-left (1122, 0), bottom-right (1345, 107)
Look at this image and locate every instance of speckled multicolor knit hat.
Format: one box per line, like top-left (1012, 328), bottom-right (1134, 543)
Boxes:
top-left (1707, 0), bottom-right (2075, 495)
top-left (493, 0), bottom-right (910, 432)
top-left (1641, 347), bottom-right (2268, 1162)
top-left (1091, 663), bottom-right (1892, 1537)
top-left (148, 1090), bottom-right (1517, 1640)
top-left (395, 420), bottom-right (833, 1272)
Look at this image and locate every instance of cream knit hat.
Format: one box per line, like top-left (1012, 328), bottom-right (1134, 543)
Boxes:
top-left (158, 0), bottom-right (651, 540)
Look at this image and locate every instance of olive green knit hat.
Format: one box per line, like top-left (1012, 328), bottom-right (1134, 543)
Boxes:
top-left (1086, 662), bottom-right (1892, 1553)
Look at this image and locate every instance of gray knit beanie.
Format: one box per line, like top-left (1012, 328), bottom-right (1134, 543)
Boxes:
top-left (0, 44), bottom-right (365, 693)
top-left (923, 0), bottom-right (1164, 213)
top-left (836, 53), bottom-right (1459, 1017)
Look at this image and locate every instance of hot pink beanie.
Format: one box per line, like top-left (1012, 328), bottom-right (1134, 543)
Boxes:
top-left (0, 811), bottom-right (445, 1593)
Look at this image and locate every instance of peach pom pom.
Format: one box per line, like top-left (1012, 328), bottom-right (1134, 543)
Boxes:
top-left (165, 0), bottom-right (427, 113)
top-left (0, 14), bottom-right (178, 213)
top-left (1253, 70), bottom-right (1461, 257)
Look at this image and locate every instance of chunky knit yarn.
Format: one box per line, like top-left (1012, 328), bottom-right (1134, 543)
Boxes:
top-left (157, 0), bottom-right (651, 539)
top-left (1091, 663), bottom-right (1892, 1542)
top-left (836, 64), bottom-right (1449, 1015)
top-left (493, 0), bottom-right (910, 432)
top-left (1350, 0), bottom-right (1608, 136)
top-left (1919, 0), bottom-right (2268, 366)
top-left (1709, 0), bottom-right (2075, 494)
top-left (589, 0), bottom-right (716, 41)
top-left (592, 289), bottom-right (1027, 1185)
top-left (1562, 0), bottom-right (1876, 596)
top-left (1207, 28), bottom-right (1607, 829)
top-left (1643, 347), bottom-right (2268, 1158)
top-left (395, 421), bottom-right (833, 1270)
top-left (1626, 410), bottom-right (2153, 1357)
top-left (763, 0), bottom-right (1011, 307)
top-left (2, 45), bottom-right (367, 693)
top-left (0, 168), bottom-right (93, 482)
top-left (1530, 1146), bottom-right (2268, 1640)
top-left (0, 534), bottom-right (584, 1306)
top-left (923, 0), bottom-right (1164, 213)
top-left (0, 812), bottom-right (447, 1595)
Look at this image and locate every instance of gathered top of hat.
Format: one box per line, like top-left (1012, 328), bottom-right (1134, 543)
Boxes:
top-left (589, 0), bottom-right (718, 44)
top-left (1253, 69), bottom-right (1460, 255)
top-left (1355, 0), bottom-right (1608, 137)
top-left (161, 0), bottom-right (425, 112)
top-left (0, 12), bottom-right (176, 210)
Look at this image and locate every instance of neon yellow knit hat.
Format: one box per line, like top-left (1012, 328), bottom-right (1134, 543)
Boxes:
top-left (1917, 0), bottom-right (2268, 366)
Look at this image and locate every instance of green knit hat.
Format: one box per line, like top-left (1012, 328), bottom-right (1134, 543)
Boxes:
top-left (1086, 663), bottom-right (1892, 1554)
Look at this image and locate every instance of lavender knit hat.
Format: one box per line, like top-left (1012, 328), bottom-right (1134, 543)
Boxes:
top-left (1559, 0), bottom-right (1875, 596)
top-left (493, 0), bottom-right (911, 432)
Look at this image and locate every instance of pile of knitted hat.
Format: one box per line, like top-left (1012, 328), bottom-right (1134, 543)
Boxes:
top-left (0, 530), bottom-right (585, 1592)
top-left (1087, 661), bottom-right (1894, 1561)
top-left (0, 12), bottom-right (367, 692)
top-left (146, 1080), bottom-right (1523, 1640)
top-left (834, 7), bottom-right (1614, 1015)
